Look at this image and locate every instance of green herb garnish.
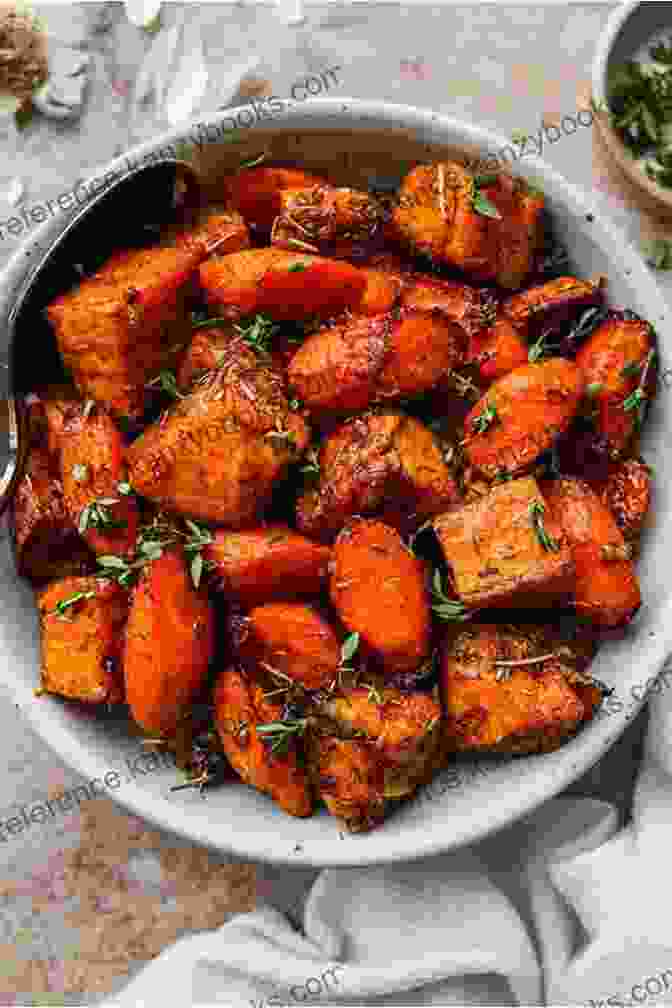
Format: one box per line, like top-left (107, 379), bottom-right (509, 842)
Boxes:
top-left (529, 500), bottom-right (559, 552)
top-left (431, 570), bottom-right (469, 622)
top-left (340, 632), bottom-right (360, 670)
top-left (470, 402), bottom-right (499, 434)
top-left (287, 262), bottom-right (307, 273)
top-left (471, 176), bottom-right (502, 220)
top-left (528, 332), bottom-right (548, 363)
top-left (78, 498), bottom-right (124, 534)
top-left (51, 590), bottom-right (95, 619)
top-left (148, 370), bottom-right (183, 399)
top-left (234, 313), bottom-right (279, 355)
top-left (256, 718), bottom-right (307, 756)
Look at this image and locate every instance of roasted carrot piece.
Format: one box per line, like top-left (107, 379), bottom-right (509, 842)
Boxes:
top-left (502, 275), bottom-right (603, 331)
top-left (376, 309), bottom-right (463, 401)
top-left (462, 358), bottom-right (585, 479)
top-left (176, 323), bottom-right (256, 390)
top-left (221, 165), bottom-right (327, 233)
top-left (466, 317), bottom-right (529, 382)
top-left (38, 576), bottom-right (128, 703)
top-left (272, 184), bottom-right (385, 259)
top-left (238, 602), bottom-right (341, 691)
top-left (214, 665), bottom-right (313, 817)
top-left (330, 519), bottom-right (430, 675)
top-left (575, 311), bottom-right (656, 457)
top-left (51, 401), bottom-right (138, 559)
top-left (199, 248), bottom-right (366, 322)
top-left (432, 477), bottom-right (574, 610)
top-left (173, 206), bottom-right (250, 259)
top-left (542, 477), bottom-right (641, 628)
top-left (205, 525), bottom-right (330, 606)
top-left (399, 274), bottom-right (487, 335)
top-left (123, 549), bottom-right (215, 736)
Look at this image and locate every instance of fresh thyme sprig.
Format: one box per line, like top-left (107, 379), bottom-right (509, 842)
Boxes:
top-left (431, 570), bottom-right (470, 622)
top-left (233, 314), bottom-right (279, 355)
top-left (256, 718), bottom-right (308, 756)
top-left (50, 590), bottom-right (95, 620)
top-left (529, 499), bottom-right (559, 552)
top-left (471, 175), bottom-right (502, 220)
top-left (470, 402), bottom-right (499, 435)
top-left (78, 498), bottom-right (125, 535)
top-left (147, 370), bottom-right (184, 399)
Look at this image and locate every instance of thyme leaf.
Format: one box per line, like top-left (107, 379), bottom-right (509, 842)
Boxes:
top-left (529, 499), bottom-right (559, 552)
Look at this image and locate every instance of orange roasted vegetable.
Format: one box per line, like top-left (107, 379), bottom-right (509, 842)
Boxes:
top-left (173, 206), bottom-right (250, 259)
top-left (205, 525), bottom-right (330, 606)
top-left (441, 623), bottom-right (599, 754)
top-left (237, 602), bottom-right (341, 691)
top-left (575, 311), bottom-right (656, 457)
top-left (330, 519), bottom-right (430, 675)
top-left (123, 549), bottom-right (215, 736)
top-left (38, 576), bottom-right (128, 703)
top-left (199, 248), bottom-right (366, 322)
top-left (50, 401), bottom-right (138, 558)
top-left (13, 402), bottom-right (91, 584)
top-left (542, 477), bottom-right (641, 628)
top-left (311, 736), bottom-right (385, 832)
top-left (47, 243), bottom-right (200, 419)
top-left (177, 323), bottom-right (257, 390)
top-left (127, 355), bottom-right (309, 526)
top-left (392, 162), bottom-right (544, 289)
top-left (272, 184), bottom-right (385, 259)
top-left (432, 476), bottom-right (574, 610)
top-left (597, 459), bottom-right (652, 542)
top-left (297, 410), bottom-right (460, 542)
top-left (462, 358), bottom-right (585, 479)
top-left (287, 308), bottom-right (463, 418)
top-left (502, 275), bottom-right (603, 332)
top-left (357, 266), bottom-right (402, 315)
top-left (318, 686), bottom-right (442, 798)
top-left (221, 165), bottom-right (327, 233)
top-left (465, 317), bottom-right (529, 383)
top-left (214, 665), bottom-right (313, 817)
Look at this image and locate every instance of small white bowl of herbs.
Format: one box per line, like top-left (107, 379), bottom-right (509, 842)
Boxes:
top-left (593, 1), bottom-right (672, 231)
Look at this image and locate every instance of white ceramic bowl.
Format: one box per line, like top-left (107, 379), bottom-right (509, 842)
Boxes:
top-left (1, 98), bottom-right (672, 867)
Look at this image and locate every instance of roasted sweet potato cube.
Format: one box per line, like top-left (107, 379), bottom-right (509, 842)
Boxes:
top-left (502, 275), bottom-right (603, 334)
top-left (173, 206), bottom-right (250, 259)
top-left (38, 576), bottom-right (128, 703)
top-left (237, 602), bottom-right (341, 690)
top-left (221, 165), bottom-right (327, 233)
top-left (375, 309), bottom-right (464, 402)
top-left (296, 410), bottom-right (460, 542)
top-left (13, 403), bottom-right (91, 584)
top-left (199, 248), bottom-right (366, 322)
top-left (330, 519), bottom-right (430, 675)
top-left (319, 687), bottom-right (442, 797)
top-left (575, 311), bottom-right (656, 457)
top-left (392, 162), bottom-right (544, 289)
top-left (176, 324), bottom-right (257, 390)
top-left (205, 525), bottom-right (330, 606)
top-left (52, 401), bottom-right (138, 558)
top-left (542, 477), bottom-right (641, 627)
top-left (272, 184), bottom-right (385, 259)
top-left (214, 665), bottom-right (312, 817)
top-left (311, 736), bottom-right (385, 833)
top-left (440, 623), bottom-right (596, 753)
top-left (127, 358), bottom-right (309, 526)
top-left (47, 244), bottom-right (200, 419)
top-left (462, 358), bottom-right (585, 479)
top-left (432, 477), bottom-right (574, 610)
top-left (123, 549), bottom-right (215, 736)
top-left (597, 459), bottom-right (652, 542)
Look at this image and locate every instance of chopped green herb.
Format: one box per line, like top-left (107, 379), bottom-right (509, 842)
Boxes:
top-left (117, 481), bottom-right (133, 496)
top-left (192, 316), bottom-right (231, 331)
top-left (586, 382), bottom-right (604, 397)
top-left (183, 519), bottom-right (214, 589)
top-left (256, 718), bottom-right (307, 756)
top-left (51, 590), bottom-right (95, 619)
top-left (288, 398), bottom-right (302, 410)
top-left (239, 152), bottom-right (266, 171)
top-left (234, 313), bottom-right (279, 355)
top-left (471, 176), bottom-right (502, 220)
top-left (529, 499), bottom-right (559, 552)
top-left (470, 402), bottom-right (499, 434)
top-left (528, 332), bottom-right (548, 363)
top-left (340, 632), bottom-right (360, 671)
top-left (431, 570), bottom-right (470, 622)
top-left (365, 683), bottom-right (385, 705)
top-left (78, 499), bottom-right (124, 535)
top-left (148, 370), bottom-right (183, 399)
top-left (287, 262), bottom-right (307, 273)
top-left (265, 428), bottom-right (296, 447)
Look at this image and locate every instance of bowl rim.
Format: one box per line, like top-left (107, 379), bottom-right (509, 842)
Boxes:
top-left (2, 95), bottom-right (672, 867)
top-left (591, 0), bottom-right (672, 215)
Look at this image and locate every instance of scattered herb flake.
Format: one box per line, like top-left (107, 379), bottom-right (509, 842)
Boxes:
top-left (256, 718), bottom-right (307, 756)
top-left (431, 570), bottom-right (470, 622)
top-left (52, 590), bottom-right (95, 619)
top-left (234, 313), bottom-right (279, 355)
top-left (287, 262), bottom-right (307, 273)
top-left (470, 402), bottom-right (499, 434)
top-left (529, 499), bottom-right (559, 552)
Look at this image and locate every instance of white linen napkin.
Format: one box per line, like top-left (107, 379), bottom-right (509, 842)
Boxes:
top-left (102, 672), bottom-right (672, 1008)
